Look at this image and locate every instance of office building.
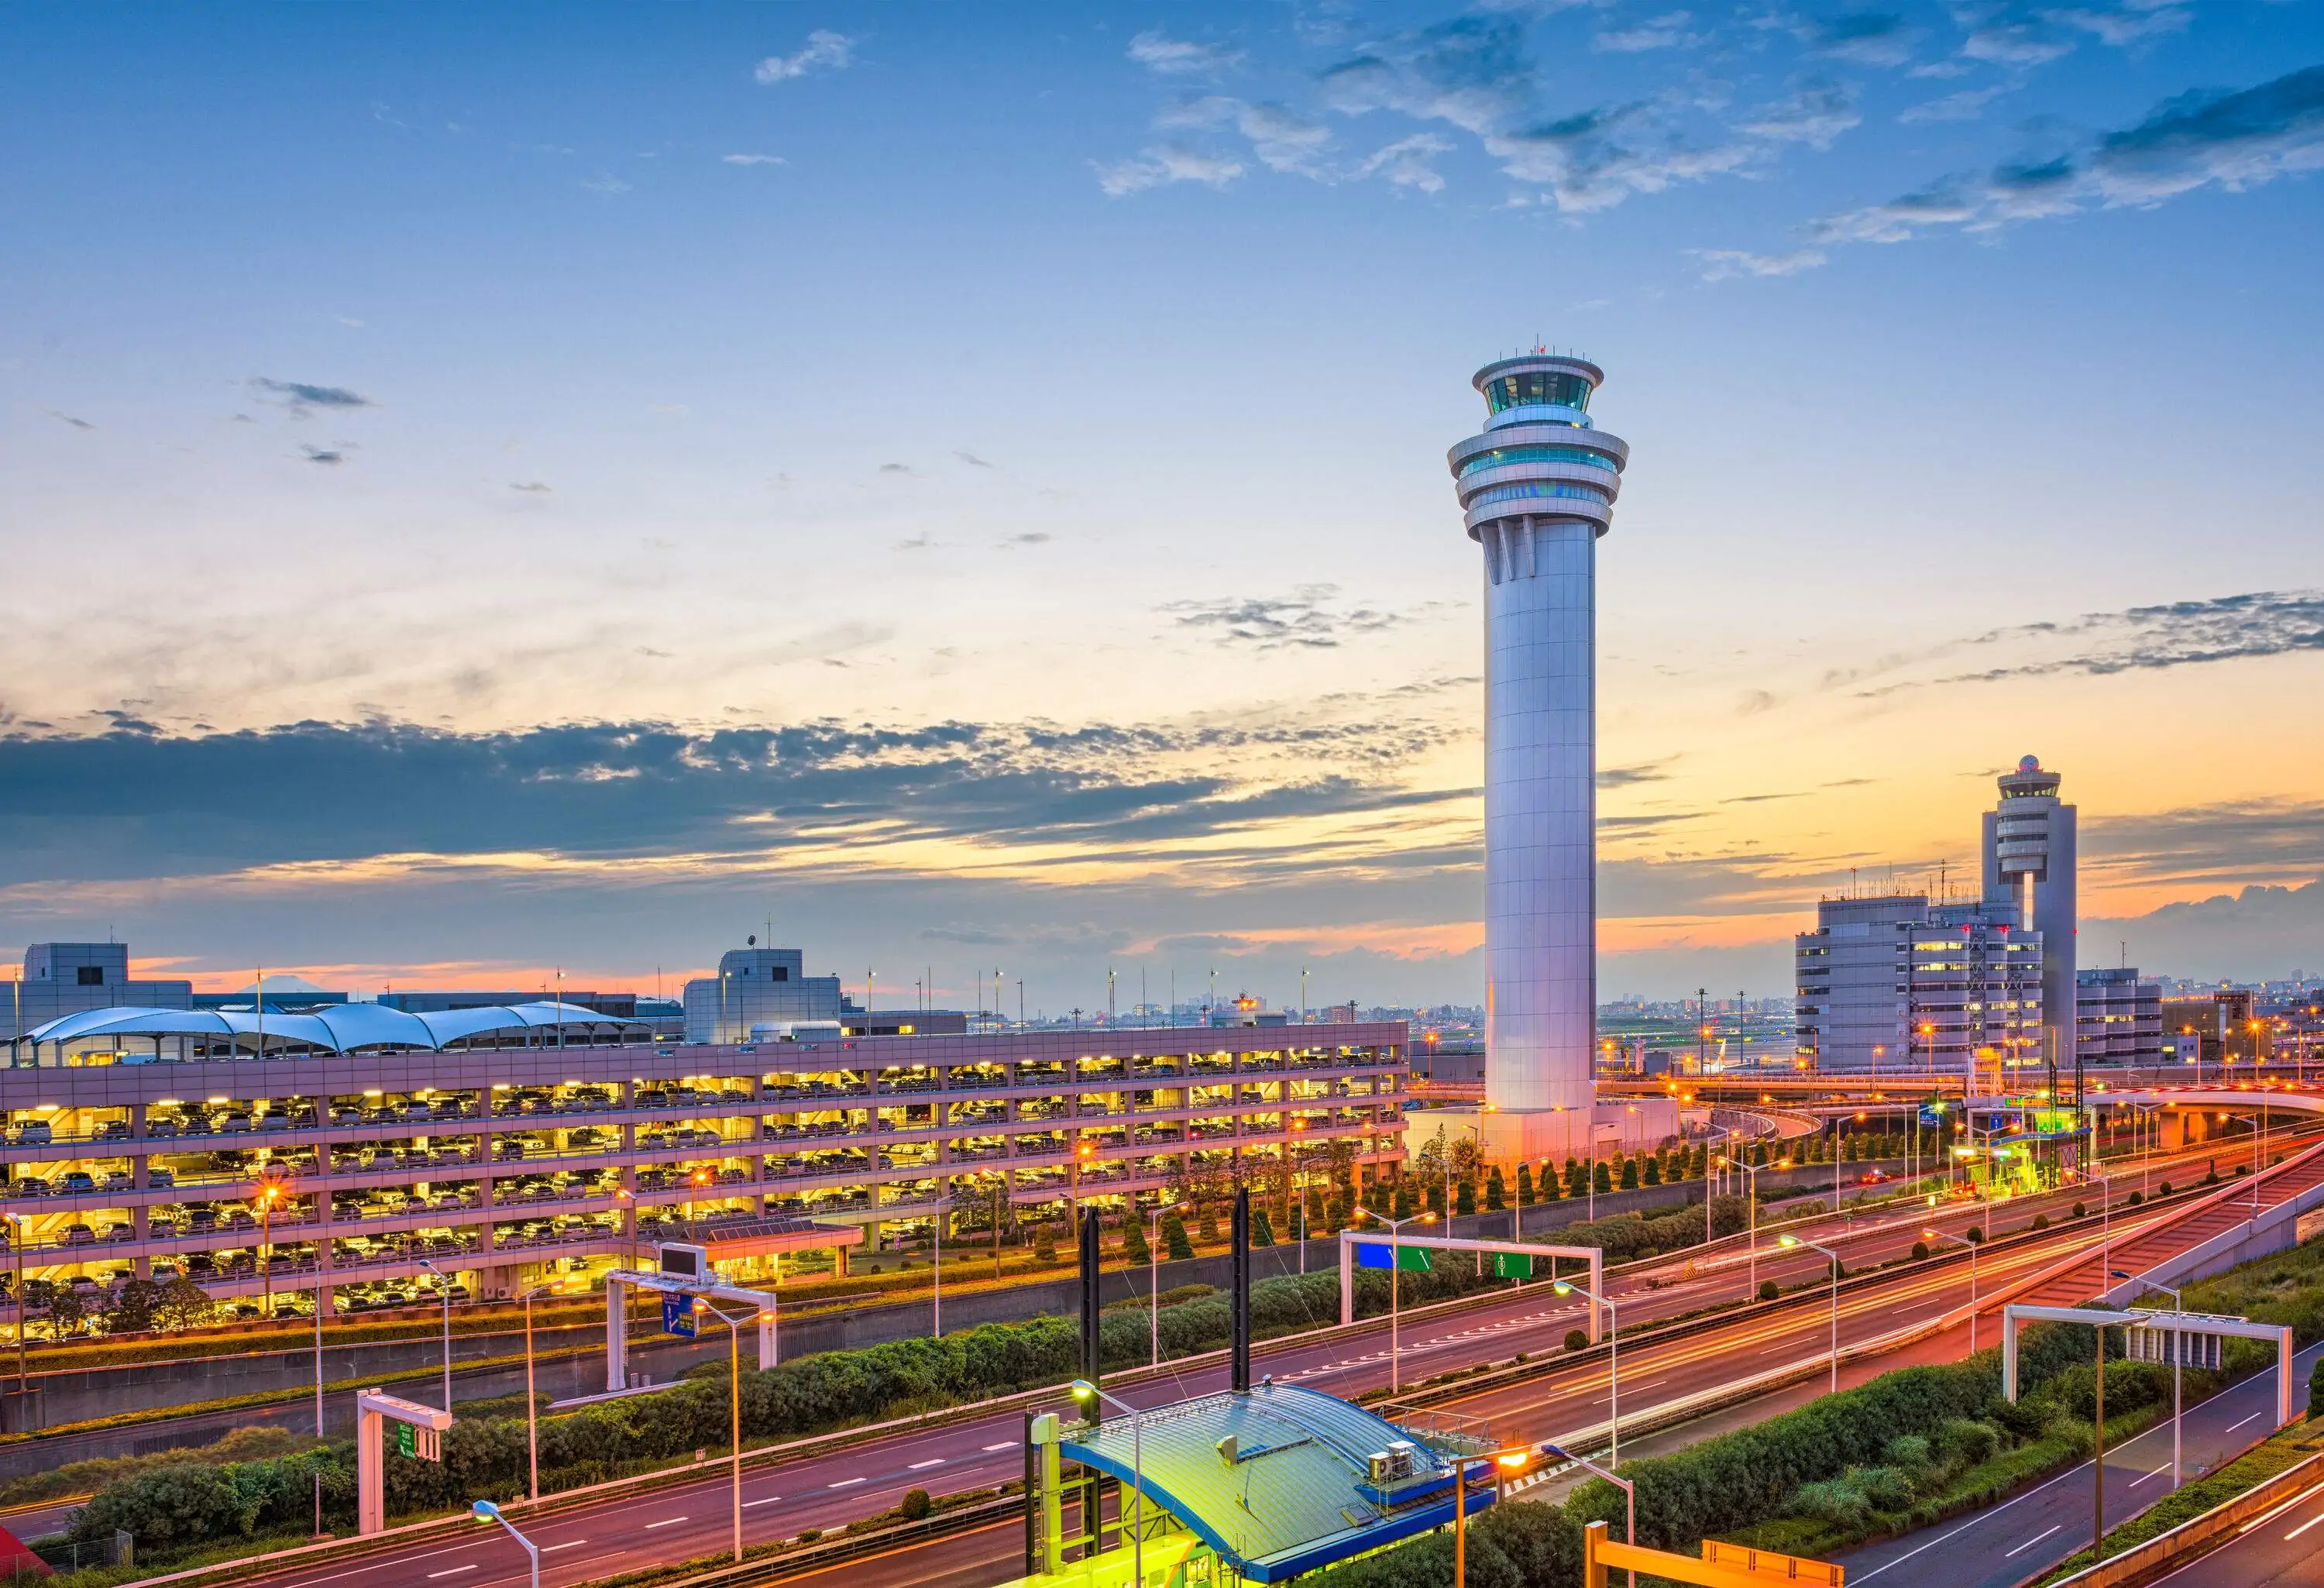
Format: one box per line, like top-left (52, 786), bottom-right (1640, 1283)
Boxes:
top-left (1443, 350), bottom-right (1670, 1157)
top-left (6, 943), bottom-right (193, 1039)
top-left (1982, 756), bottom-right (2078, 1064)
top-left (2075, 968), bottom-right (2162, 1066)
top-left (1795, 896), bottom-right (2044, 1084)
top-left (1, 947), bottom-right (1408, 1315)
top-left (1794, 893), bottom-right (1925, 1073)
top-left (682, 945), bottom-right (846, 1043)
top-left (2162, 990), bottom-right (2270, 1067)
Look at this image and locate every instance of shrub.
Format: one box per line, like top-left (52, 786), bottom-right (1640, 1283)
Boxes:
top-left (1122, 1217), bottom-right (1151, 1267)
top-left (2309, 1356), bottom-right (2324, 1419)
top-left (2158, 1181), bottom-right (2173, 1197)
top-left (1759, 1280), bottom-right (1780, 1302)
top-left (1965, 1225), bottom-right (1984, 1244)
top-left (1161, 1212), bottom-right (1195, 1261)
top-left (1791, 1476), bottom-right (1868, 1526)
top-left (1910, 1241), bottom-right (1929, 1260)
top-left (1566, 1329), bottom-right (1589, 1353)
top-left (1933, 1417), bottom-right (2000, 1469)
top-left (2030, 1214), bottom-right (2051, 1232)
top-left (2127, 1190), bottom-right (2144, 1206)
top-left (900, 1487), bottom-right (932, 1521)
top-left (2071, 1202), bottom-right (2086, 1219)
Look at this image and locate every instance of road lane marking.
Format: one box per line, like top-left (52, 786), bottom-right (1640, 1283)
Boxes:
top-left (2240, 1478), bottom-right (2324, 1533)
top-left (2129, 1465), bottom-right (2170, 1487)
top-left (2003, 1524), bottom-right (2061, 1559)
top-left (2226, 1411), bottom-right (2265, 1432)
top-left (909, 1459), bottom-right (944, 1469)
top-left (742, 1496), bottom-right (784, 1508)
top-left (830, 1476), bottom-right (867, 1488)
top-left (428, 1569), bottom-right (477, 1579)
top-left (984, 1442), bottom-right (1016, 1451)
top-left (539, 1542), bottom-right (589, 1553)
top-left (2287, 1505), bottom-right (2324, 1542)
top-left (643, 1517), bottom-right (689, 1529)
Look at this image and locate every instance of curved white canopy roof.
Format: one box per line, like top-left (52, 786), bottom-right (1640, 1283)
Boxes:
top-left (19, 1002), bottom-right (651, 1055)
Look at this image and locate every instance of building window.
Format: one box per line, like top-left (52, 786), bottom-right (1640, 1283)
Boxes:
top-left (77, 965), bottom-right (104, 986)
top-left (773, 967), bottom-right (789, 981)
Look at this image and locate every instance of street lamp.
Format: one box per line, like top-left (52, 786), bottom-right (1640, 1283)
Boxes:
top-left (2, 1212), bottom-right (25, 1417)
top-left (2115, 1270), bottom-right (2182, 1489)
top-left (1147, 1201), bottom-right (1189, 1367)
top-left (1551, 1278), bottom-right (1621, 1468)
top-left (1450, 1443), bottom-right (1561, 1588)
top-left (1538, 1440), bottom-right (1635, 1588)
top-left (519, 1285), bottom-right (552, 1500)
top-left (1778, 1235), bottom-right (1841, 1394)
top-left (1352, 1207), bottom-right (1435, 1392)
top-left (1718, 1156), bottom-right (1764, 1298)
top-left (1922, 1227), bottom-right (1980, 1353)
top-left (415, 1257), bottom-right (452, 1412)
top-left (472, 1502), bottom-right (539, 1588)
top-left (256, 1167), bottom-right (288, 1320)
top-left (693, 1297), bottom-right (756, 1565)
top-left (1071, 1380), bottom-right (1144, 1588)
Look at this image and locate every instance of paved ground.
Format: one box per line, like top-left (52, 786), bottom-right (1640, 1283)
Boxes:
top-left (2147, 1458), bottom-right (2324, 1587)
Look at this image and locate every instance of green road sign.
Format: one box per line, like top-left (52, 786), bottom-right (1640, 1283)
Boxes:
top-left (1492, 1252), bottom-right (1534, 1280)
top-left (1396, 1246), bottom-right (1432, 1273)
top-left (396, 1421), bottom-right (415, 1459)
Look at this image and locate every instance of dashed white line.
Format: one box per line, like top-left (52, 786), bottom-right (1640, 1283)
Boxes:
top-left (909, 1459), bottom-right (945, 1470)
top-left (830, 1476), bottom-right (867, 1489)
top-left (428, 1569), bottom-right (476, 1579)
top-left (2226, 1411), bottom-right (2265, 1432)
top-left (643, 1516), bottom-right (689, 1529)
top-left (984, 1442), bottom-right (1016, 1452)
top-left (742, 1497), bottom-right (784, 1509)
top-left (2003, 1524), bottom-right (2061, 1559)
top-left (2129, 1465), bottom-right (2170, 1487)
top-left (539, 1542), bottom-right (590, 1553)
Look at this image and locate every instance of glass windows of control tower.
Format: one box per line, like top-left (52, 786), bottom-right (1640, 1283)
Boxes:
top-left (1486, 370), bottom-right (1593, 414)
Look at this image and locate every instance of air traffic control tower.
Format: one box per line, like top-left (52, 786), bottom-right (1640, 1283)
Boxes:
top-left (1444, 351), bottom-right (1675, 1159)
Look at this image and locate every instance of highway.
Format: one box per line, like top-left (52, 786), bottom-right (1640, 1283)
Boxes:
top-left (2149, 1458), bottom-right (2324, 1587)
top-left (198, 1171), bottom-right (2175, 1588)
top-left (97, 1136), bottom-right (2315, 1588)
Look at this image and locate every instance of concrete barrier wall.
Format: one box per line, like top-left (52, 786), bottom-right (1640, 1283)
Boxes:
top-left (2031, 1446), bottom-right (2324, 1588)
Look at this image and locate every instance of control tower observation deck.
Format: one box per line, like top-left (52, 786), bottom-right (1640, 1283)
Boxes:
top-left (1447, 352), bottom-right (1642, 1143)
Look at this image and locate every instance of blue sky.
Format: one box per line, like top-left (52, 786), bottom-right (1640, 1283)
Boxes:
top-left (2, 2), bottom-right (2321, 1010)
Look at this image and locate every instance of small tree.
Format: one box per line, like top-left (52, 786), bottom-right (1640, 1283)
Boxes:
top-left (1618, 1157), bottom-right (1640, 1191)
top-left (154, 1275), bottom-right (215, 1332)
top-left (1425, 1181), bottom-right (1446, 1215)
top-left (1641, 1154), bottom-right (1662, 1188)
top-left (1033, 1225), bottom-right (1059, 1265)
top-left (44, 1287), bottom-right (88, 1340)
top-left (1160, 1210), bottom-right (1195, 1261)
top-left (1198, 1206), bottom-right (1219, 1244)
top-left (1122, 1216), bottom-right (1152, 1267)
top-left (1391, 1182), bottom-right (1415, 1219)
top-left (1563, 1158), bottom-right (1587, 1198)
top-left (1592, 1160), bottom-right (1612, 1195)
top-left (105, 1277), bottom-right (163, 1335)
top-left (1455, 1180), bottom-right (1477, 1217)
top-left (1250, 1206), bottom-right (1275, 1246)
top-left (1486, 1167), bottom-right (1507, 1211)
top-left (1515, 1164), bottom-right (1535, 1206)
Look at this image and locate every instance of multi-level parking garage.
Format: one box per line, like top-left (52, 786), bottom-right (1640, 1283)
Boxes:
top-left (0, 1013), bottom-right (1408, 1317)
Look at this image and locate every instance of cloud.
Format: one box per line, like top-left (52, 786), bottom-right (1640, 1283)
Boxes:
top-left (894, 533), bottom-right (934, 552)
top-left (1095, 144), bottom-right (1248, 195)
top-left (1598, 759), bottom-right (1676, 789)
top-left (300, 445), bottom-right (346, 466)
top-left (1734, 689), bottom-right (1780, 714)
top-left (2088, 878), bottom-right (2324, 982)
top-left (509, 481), bottom-right (552, 493)
top-left (1318, 16), bottom-right (1536, 139)
top-left (2047, 4), bottom-right (2190, 46)
top-left (953, 450), bottom-right (994, 468)
top-left (1360, 133), bottom-right (1458, 191)
top-left (1697, 246), bottom-right (1828, 279)
top-left (1739, 80), bottom-right (1862, 149)
top-left (1899, 85), bottom-right (2009, 122)
top-left (1129, 29), bottom-right (1245, 76)
top-left (721, 153), bottom-right (788, 167)
top-left (1596, 12), bottom-right (1705, 52)
top-left (251, 378), bottom-right (372, 414)
top-left (1487, 102), bottom-right (1757, 212)
top-left (1155, 96), bottom-right (1334, 177)
top-left (1165, 586), bottom-right (1404, 651)
top-left (755, 31), bottom-right (857, 84)
top-left (48, 411), bottom-right (94, 430)
top-left (1792, 11), bottom-right (1923, 65)
top-left (579, 172), bottom-right (632, 195)
top-left (1000, 532), bottom-right (1051, 548)
top-left (878, 462), bottom-right (918, 476)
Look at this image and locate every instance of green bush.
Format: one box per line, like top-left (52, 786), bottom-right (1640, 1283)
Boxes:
top-left (1565, 1329), bottom-right (1589, 1353)
top-left (900, 1487), bottom-right (932, 1521)
top-left (1758, 1280), bottom-right (1779, 1301)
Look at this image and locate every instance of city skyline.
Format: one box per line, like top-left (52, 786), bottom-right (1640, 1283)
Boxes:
top-left (4, 4), bottom-right (2322, 1008)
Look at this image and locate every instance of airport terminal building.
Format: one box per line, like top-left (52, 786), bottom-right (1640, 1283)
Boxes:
top-left (0, 944), bottom-right (1408, 1317)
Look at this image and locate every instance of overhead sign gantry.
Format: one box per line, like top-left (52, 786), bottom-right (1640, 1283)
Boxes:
top-left (598, 1243), bottom-right (778, 1397)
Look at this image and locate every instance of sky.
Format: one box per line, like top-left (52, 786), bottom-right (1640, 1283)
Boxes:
top-left (2, 2), bottom-right (2321, 1013)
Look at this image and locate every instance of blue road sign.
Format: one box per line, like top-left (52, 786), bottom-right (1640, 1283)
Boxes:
top-left (662, 1293), bottom-right (697, 1338)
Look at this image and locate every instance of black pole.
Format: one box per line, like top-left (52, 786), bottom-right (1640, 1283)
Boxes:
top-left (1023, 1409), bottom-right (1040, 1577)
top-left (1078, 1205), bottom-right (1103, 1400)
top-left (1231, 1185), bottom-right (1252, 1392)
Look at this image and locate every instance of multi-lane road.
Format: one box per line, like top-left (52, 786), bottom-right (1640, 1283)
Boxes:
top-left (202, 1161), bottom-right (2224, 1588)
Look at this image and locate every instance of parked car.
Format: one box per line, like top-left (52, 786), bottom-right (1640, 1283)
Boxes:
top-left (60, 1170), bottom-right (97, 1194)
top-left (13, 1121), bottom-right (52, 1146)
top-left (63, 1223), bottom-right (95, 1245)
top-left (146, 1167), bottom-right (174, 1188)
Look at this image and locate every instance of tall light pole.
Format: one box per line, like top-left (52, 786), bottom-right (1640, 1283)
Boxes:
top-left (3, 1212), bottom-right (23, 1423)
top-left (521, 1286), bottom-right (549, 1501)
top-left (1923, 1227), bottom-right (1980, 1352)
top-left (416, 1258), bottom-right (452, 1412)
top-left (693, 1298), bottom-right (755, 1564)
top-left (1071, 1380), bottom-right (1144, 1588)
top-left (1779, 1234), bottom-right (1841, 1394)
top-left (472, 1503), bottom-right (538, 1588)
top-left (1720, 1156), bottom-right (1763, 1298)
top-left (2116, 1270), bottom-right (2182, 1489)
top-left (256, 1167), bottom-right (287, 1319)
top-left (1552, 1279), bottom-right (1621, 1466)
top-left (1540, 1440), bottom-right (1635, 1588)
top-left (1353, 1208), bottom-right (1435, 1392)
